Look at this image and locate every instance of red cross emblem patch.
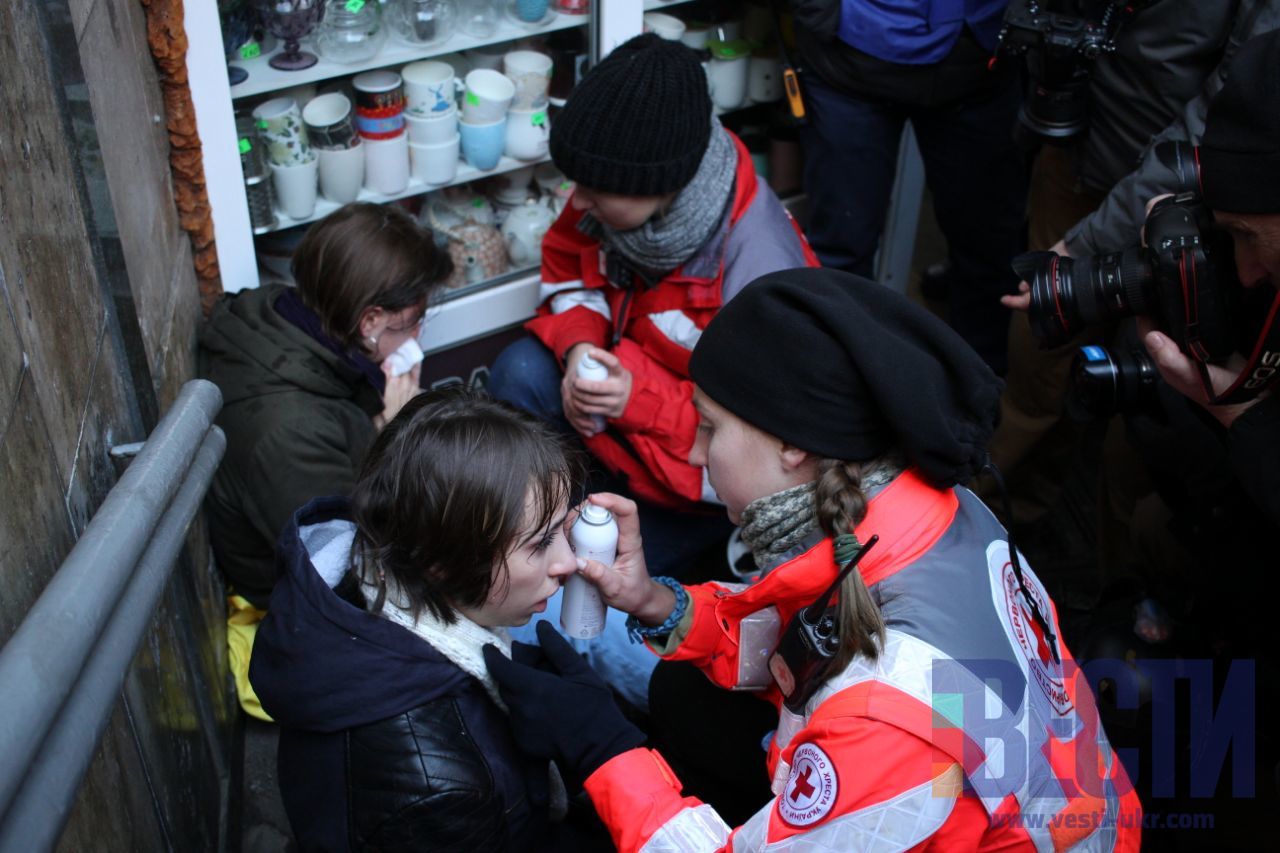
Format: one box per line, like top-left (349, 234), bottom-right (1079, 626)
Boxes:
top-left (778, 743), bottom-right (839, 826)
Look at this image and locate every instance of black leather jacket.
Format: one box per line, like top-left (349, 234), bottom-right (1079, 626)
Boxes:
top-left (252, 499), bottom-right (555, 852)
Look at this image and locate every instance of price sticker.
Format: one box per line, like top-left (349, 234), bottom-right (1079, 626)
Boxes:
top-left (345, 0), bottom-right (366, 12)
top-left (238, 41), bottom-right (261, 60)
top-left (238, 138), bottom-right (252, 155)
top-left (531, 111), bottom-right (547, 126)
top-left (466, 91), bottom-right (480, 106)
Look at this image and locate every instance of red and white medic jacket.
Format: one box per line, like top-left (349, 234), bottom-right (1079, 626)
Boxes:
top-left (524, 130), bottom-right (818, 510)
top-left (584, 470), bottom-right (1144, 851)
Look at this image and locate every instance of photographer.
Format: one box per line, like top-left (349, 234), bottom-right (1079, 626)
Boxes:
top-left (989, 0), bottom-right (1280, 526)
top-left (1136, 30), bottom-right (1280, 528)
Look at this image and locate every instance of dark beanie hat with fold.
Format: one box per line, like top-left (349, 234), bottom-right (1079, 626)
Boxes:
top-left (688, 268), bottom-right (1003, 488)
top-left (550, 33), bottom-right (712, 196)
top-left (1199, 29), bottom-right (1280, 214)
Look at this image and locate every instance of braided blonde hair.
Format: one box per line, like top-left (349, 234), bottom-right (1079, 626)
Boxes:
top-left (814, 458), bottom-right (889, 673)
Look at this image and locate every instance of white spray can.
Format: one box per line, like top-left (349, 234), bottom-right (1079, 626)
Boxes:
top-left (576, 352), bottom-right (608, 435)
top-left (561, 502), bottom-right (616, 639)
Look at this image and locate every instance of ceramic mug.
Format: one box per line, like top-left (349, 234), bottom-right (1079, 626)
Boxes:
top-left (363, 133), bottom-right (410, 195)
top-left (303, 93), bottom-right (358, 150)
top-left (502, 50), bottom-right (553, 109)
top-left (643, 12), bottom-right (686, 41)
top-left (514, 0), bottom-right (550, 24)
top-left (459, 115), bottom-right (507, 170)
top-left (270, 152), bottom-right (319, 219)
top-left (402, 60), bottom-right (461, 115)
top-left (462, 69), bottom-right (516, 123)
top-left (317, 141), bottom-right (365, 203)
top-left (406, 107), bottom-right (459, 144)
top-left (409, 135), bottom-right (461, 185)
top-left (253, 96), bottom-right (311, 166)
top-left (706, 55), bottom-right (749, 111)
top-left (353, 70), bottom-right (406, 140)
top-left (747, 56), bottom-right (783, 103)
top-left (504, 106), bottom-right (550, 161)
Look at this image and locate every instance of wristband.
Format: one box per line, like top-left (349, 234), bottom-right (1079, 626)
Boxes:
top-left (625, 577), bottom-right (688, 642)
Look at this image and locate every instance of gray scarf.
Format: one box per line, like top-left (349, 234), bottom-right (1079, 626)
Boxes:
top-left (738, 453), bottom-right (908, 572)
top-left (581, 117), bottom-right (737, 277)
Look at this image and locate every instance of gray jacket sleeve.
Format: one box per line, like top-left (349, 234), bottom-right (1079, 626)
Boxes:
top-left (1063, 1), bottom-right (1280, 256)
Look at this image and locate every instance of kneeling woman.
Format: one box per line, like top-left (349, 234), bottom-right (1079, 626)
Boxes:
top-left (486, 269), bottom-right (1143, 851)
top-left (250, 388), bottom-right (606, 851)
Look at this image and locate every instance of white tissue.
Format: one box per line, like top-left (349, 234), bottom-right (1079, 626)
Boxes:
top-left (385, 337), bottom-right (425, 377)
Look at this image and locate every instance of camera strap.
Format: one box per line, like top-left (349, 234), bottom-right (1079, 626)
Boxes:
top-left (1198, 287), bottom-right (1280, 405)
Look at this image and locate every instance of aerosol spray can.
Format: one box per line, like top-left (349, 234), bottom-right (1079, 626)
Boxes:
top-left (561, 503), bottom-right (616, 639)
top-left (577, 352), bottom-right (608, 434)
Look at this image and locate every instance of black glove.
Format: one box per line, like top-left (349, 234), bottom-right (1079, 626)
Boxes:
top-left (483, 621), bottom-right (645, 787)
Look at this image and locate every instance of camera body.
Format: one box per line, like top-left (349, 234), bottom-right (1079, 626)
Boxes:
top-left (997, 1), bottom-right (1144, 145)
top-left (1015, 144), bottom-right (1238, 364)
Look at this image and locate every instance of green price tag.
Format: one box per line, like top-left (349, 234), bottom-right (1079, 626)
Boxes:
top-left (531, 111), bottom-right (547, 127)
top-left (465, 91), bottom-right (480, 106)
top-left (238, 138), bottom-right (251, 155)
top-left (238, 41), bottom-right (261, 60)
top-left (256, 118), bottom-right (268, 130)
top-left (471, 198), bottom-right (486, 208)
top-left (345, 0), bottom-right (366, 11)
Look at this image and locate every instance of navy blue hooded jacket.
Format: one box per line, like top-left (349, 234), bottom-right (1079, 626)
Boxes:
top-left (249, 496), bottom-right (554, 852)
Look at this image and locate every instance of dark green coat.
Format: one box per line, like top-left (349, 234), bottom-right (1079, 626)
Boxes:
top-left (199, 284), bottom-right (382, 605)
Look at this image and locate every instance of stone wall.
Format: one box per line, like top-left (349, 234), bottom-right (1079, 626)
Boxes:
top-left (0, 1), bottom-right (234, 849)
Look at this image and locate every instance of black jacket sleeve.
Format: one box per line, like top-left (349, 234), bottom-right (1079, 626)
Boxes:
top-left (1227, 394), bottom-right (1280, 527)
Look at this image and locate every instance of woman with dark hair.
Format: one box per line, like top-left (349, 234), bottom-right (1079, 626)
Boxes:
top-left (201, 202), bottom-right (452, 608)
top-left (484, 269), bottom-right (1143, 851)
top-left (249, 387), bottom-right (608, 852)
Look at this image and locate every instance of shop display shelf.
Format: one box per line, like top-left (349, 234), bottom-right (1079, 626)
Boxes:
top-left (261, 154), bottom-right (546, 232)
top-left (230, 10), bottom-right (587, 100)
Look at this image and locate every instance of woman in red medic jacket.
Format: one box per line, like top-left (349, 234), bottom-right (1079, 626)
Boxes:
top-left (485, 267), bottom-right (1143, 851)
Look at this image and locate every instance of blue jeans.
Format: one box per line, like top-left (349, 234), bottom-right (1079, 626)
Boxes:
top-left (488, 336), bottom-right (735, 580)
top-left (798, 75), bottom-right (1028, 375)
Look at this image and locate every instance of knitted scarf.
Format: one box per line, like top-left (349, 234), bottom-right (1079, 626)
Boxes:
top-left (738, 453), bottom-right (908, 572)
top-left (581, 117), bottom-right (737, 277)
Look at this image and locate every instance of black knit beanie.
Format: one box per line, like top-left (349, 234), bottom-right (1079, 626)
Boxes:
top-left (688, 268), bottom-right (1003, 488)
top-left (1199, 29), bottom-right (1280, 214)
top-left (550, 33), bottom-right (712, 196)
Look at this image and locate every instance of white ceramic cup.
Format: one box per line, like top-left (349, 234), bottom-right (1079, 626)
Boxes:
top-left (748, 56), bottom-right (783, 103)
top-left (302, 93), bottom-right (358, 150)
top-left (409, 134), bottom-right (461, 185)
top-left (462, 69), bottom-right (516, 123)
top-left (363, 133), bottom-right (410, 195)
top-left (253, 96), bottom-right (311, 166)
top-left (681, 25), bottom-right (711, 50)
top-left (406, 107), bottom-right (458, 144)
top-left (706, 55), bottom-right (749, 111)
top-left (402, 60), bottom-right (461, 115)
top-left (643, 12), bottom-right (687, 41)
top-left (504, 105), bottom-right (551, 161)
top-left (270, 153), bottom-right (319, 219)
top-left (502, 50), bottom-right (553, 109)
top-left (488, 164), bottom-right (537, 204)
top-left (317, 142), bottom-right (365, 203)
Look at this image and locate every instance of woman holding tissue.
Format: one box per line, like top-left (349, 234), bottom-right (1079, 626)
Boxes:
top-left (250, 387), bottom-right (612, 852)
top-left (202, 202), bottom-right (450, 608)
top-left (487, 33), bottom-right (819, 578)
top-left (484, 269), bottom-right (1143, 852)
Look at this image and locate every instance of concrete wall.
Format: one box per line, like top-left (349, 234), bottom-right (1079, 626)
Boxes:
top-left (0, 1), bottom-right (235, 849)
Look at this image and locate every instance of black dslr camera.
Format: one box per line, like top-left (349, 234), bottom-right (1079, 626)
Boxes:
top-left (1014, 142), bottom-right (1238, 363)
top-left (996, 1), bottom-right (1147, 146)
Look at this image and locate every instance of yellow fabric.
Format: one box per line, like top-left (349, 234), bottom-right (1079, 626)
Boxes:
top-left (227, 594), bottom-right (274, 722)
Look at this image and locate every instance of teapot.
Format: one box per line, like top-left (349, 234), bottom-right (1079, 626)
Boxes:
top-left (501, 197), bottom-right (556, 268)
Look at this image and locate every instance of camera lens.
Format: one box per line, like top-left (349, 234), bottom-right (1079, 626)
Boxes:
top-left (1019, 249), bottom-right (1154, 348)
top-left (1068, 345), bottom-right (1159, 419)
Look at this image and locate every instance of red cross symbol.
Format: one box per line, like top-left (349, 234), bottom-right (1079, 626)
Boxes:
top-left (1022, 602), bottom-right (1053, 665)
top-left (789, 766), bottom-right (816, 803)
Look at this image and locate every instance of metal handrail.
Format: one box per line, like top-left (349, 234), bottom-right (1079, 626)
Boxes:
top-left (0, 379), bottom-right (224, 850)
